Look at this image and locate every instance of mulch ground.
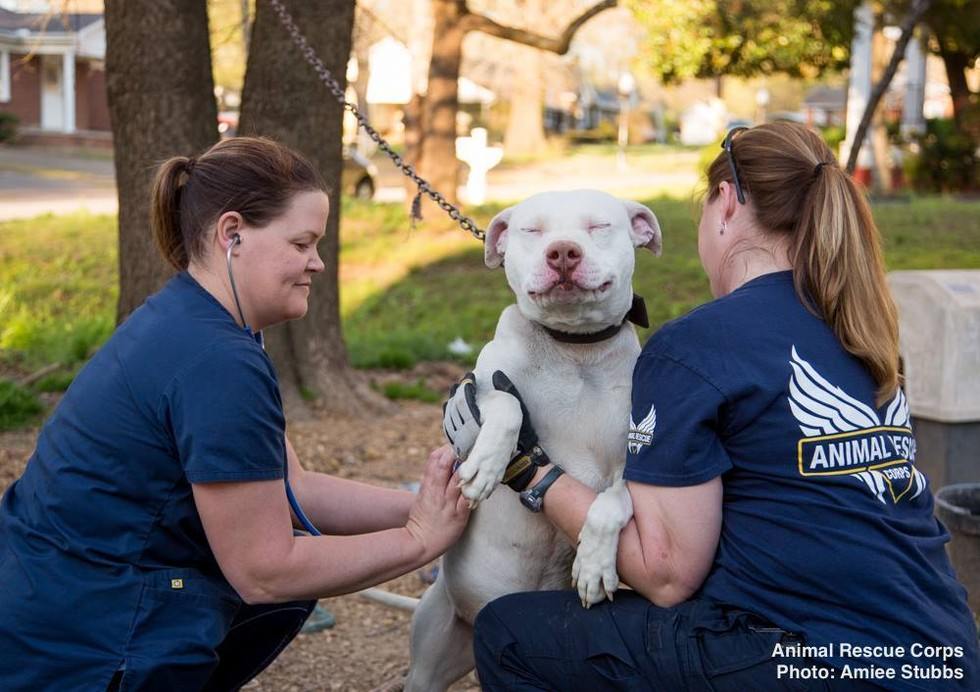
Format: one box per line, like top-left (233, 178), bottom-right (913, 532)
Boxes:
top-left (0, 362), bottom-right (481, 691)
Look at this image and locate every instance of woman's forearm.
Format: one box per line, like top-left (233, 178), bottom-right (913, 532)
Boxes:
top-left (529, 465), bottom-right (682, 605)
top-left (248, 527), bottom-right (427, 603)
top-left (295, 471), bottom-right (414, 534)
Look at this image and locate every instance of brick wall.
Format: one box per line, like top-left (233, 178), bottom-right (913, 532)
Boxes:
top-left (4, 54), bottom-right (41, 127)
top-left (2, 55), bottom-right (110, 133)
top-left (84, 64), bottom-right (110, 131)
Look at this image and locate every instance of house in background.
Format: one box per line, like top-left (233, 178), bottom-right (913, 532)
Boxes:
top-left (0, 7), bottom-right (110, 145)
top-left (803, 85), bottom-right (846, 128)
top-left (353, 36), bottom-right (497, 145)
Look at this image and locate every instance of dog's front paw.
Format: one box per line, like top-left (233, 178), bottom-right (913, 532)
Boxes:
top-left (572, 522), bottom-right (621, 608)
top-left (455, 451), bottom-right (506, 506)
top-left (571, 480), bottom-right (633, 608)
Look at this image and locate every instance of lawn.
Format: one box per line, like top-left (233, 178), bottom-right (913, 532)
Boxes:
top-left (0, 194), bottom-right (978, 421)
top-left (342, 195), bottom-right (980, 368)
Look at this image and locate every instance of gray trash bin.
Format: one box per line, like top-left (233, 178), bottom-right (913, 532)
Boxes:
top-left (934, 484), bottom-right (980, 614)
top-left (888, 270), bottom-right (980, 487)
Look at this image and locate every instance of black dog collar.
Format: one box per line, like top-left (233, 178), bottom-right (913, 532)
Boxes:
top-left (539, 294), bottom-right (649, 344)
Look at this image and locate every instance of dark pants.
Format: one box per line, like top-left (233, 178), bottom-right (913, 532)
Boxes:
top-left (204, 599), bottom-right (317, 691)
top-left (473, 590), bottom-right (885, 691)
top-left (107, 599), bottom-right (316, 692)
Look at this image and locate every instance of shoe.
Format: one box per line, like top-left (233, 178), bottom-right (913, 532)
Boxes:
top-left (300, 603), bottom-right (336, 634)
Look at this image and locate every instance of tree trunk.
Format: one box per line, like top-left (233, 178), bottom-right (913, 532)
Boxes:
top-left (414, 0), bottom-right (617, 210)
top-left (241, 0), bottom-right (251, 55)
top-left (870, 23), bottom-right (892, 193)
top-left (846, 0), bottom-right (933, 174)
top-left (402, 91), bottom-right (427, 208)
top-left (504, 48), bottom-right (547, 157)
top-left (353, 38), bottom-right (373, 155)
top-left (105, 0), bottom-right (217, 322)
top-left (239, 0), bottom-right (388, 417)
top-left (938, 43), bottom-right (973, 129)
top-left (419, 0), bottom-right (466, 209)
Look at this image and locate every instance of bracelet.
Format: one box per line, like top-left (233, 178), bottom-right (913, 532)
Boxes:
top-left (502, 445), bottom-right (551, 491)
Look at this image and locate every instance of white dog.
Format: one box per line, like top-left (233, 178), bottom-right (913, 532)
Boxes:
top-left (404, 189), bottom-right (662, 691)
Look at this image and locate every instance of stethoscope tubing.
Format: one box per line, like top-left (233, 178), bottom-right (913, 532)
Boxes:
top-left (225, 234), bottom-right (322, 537)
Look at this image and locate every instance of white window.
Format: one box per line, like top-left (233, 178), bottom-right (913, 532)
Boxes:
top-left (0, 50), bottom-right (10, 103)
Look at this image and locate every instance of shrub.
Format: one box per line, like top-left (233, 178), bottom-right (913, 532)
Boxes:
top-left (0, 112), bottom-right (18, 143)
top-left (821, 125), bottom-right (846, 152)
top-left (567, 120), bottom-right (618, 144)
top-left (380, 379), bottom-right (442, 404)
top-left (0, 379), bottom-right (43, 431)
top-left (908, 116), bottom-right (979, 193)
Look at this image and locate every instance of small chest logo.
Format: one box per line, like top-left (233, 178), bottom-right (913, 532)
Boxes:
top-left (628, 404), bottom-right (657, 454)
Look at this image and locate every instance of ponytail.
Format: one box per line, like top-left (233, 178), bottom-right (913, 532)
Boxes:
top-left (150, 156), bottom-right (194, 271)
top-left (706, 122), bottom-right (901, 405)
top-left (794, 161), bottom-right (900, 405)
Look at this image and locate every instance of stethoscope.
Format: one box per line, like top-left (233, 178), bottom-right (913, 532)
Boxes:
top-left (226, 233), bottom-right (322, 537)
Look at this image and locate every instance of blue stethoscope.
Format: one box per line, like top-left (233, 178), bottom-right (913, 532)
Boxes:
top-left (226, 233), bottom-right (322, 537)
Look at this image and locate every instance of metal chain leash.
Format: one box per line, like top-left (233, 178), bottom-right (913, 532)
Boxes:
top-left (267, 0), bottom-right (485, 241)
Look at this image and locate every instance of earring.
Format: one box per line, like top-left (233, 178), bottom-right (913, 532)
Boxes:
top-left (720, 221), bottom-right (727, 236)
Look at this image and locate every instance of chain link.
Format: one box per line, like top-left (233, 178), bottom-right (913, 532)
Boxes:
top-left (267, 0), bottom-right (485, 241)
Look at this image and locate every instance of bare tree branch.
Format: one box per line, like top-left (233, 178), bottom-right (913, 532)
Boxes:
top-left (845, 0), bottom-right (932, 174)
top-left (460, 0), bottom-right (618, 55)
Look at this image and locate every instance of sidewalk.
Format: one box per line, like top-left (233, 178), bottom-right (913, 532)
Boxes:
top-left (373, 147), bottom-right (700, 203)
top-left (0, 145), bottom-right (117, 220)
top-left (0, 144), bottom-right (702, 221)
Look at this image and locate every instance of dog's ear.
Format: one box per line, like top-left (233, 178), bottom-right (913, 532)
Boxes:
top-left (485, 206), bottom-right (514, 269)
top-left (622, 200), bottom-right (662, 257)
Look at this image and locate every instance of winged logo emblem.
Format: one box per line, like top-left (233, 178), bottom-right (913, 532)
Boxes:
top-left (627, 404), bottom-right (657, 454)
top-left (788, 346), bottom-right (925, 504)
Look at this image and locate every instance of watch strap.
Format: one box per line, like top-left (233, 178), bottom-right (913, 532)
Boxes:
top-left (519, 465), bottom-right (564, 512)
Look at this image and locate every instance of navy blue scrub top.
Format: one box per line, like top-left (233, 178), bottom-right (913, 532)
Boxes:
top-left (0, 272), bottom-right (287, 690)
top-left (625, 271), bottom-right (979, 690)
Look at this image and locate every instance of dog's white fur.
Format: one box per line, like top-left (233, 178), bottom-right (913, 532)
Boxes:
top-left (405, 190), bottom-right (661, 691)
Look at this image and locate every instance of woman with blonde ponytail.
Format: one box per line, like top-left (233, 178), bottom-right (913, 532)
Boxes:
top-left (0, 137), bottom-right (470, 691)
top-left (470, 122), bottom-right (978, 690)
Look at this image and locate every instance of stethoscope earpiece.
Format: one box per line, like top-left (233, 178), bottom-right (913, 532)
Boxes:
top-left (225, 233), bottom-right (249, 330)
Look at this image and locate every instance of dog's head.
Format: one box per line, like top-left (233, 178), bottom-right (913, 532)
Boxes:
top-left (485, 190), bottom-right (661, 333)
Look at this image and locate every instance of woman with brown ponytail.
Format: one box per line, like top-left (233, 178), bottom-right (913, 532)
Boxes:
top-left (468, 123), bottom-right (978, 690)
top-left (0, 137), bottom-right (470, 691)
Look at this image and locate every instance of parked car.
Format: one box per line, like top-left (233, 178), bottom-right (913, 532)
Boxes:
top-left (724, 118), bottom-right (754, 133)
top-left (217, 113), bottom-right (377, 200)
top-left (342, 147), bottom-right (378, 200)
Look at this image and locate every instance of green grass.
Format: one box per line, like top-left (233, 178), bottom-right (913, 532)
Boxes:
top-left (0, 212), bottom-right (117, 371)
top-left (378, 378), bottom-right (443, 404)
top-left (1, 196), bottom-right (978, 384)
top-left (342, 195), bottom-right (980, 368)
top-left (0, 379), bottom-right (44, 431)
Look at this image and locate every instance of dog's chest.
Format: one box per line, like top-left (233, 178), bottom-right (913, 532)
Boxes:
top-left (521, 356), bottom-right (634, 488)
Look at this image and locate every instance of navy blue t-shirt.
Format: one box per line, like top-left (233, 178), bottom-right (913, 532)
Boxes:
top-left (625, 271), bottom-right (978, 690)
top-left (0, 272), bottom-right (286, 690)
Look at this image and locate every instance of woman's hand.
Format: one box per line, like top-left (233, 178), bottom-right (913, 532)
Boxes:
top-left (405, 445), bottom-right (471, 561)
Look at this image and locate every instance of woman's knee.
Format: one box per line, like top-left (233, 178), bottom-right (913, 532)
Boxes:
top-left (473, 593), bottom-right (516, 651)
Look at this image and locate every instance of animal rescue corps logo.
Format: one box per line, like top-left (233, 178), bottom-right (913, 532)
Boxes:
top-left (628, 403), bottom-right (657, 455)
top-left (788, 346), bottom-right (926, 505)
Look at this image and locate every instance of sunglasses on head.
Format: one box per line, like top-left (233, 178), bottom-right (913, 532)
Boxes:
top-left (721, 127), bottom-right (749, 204)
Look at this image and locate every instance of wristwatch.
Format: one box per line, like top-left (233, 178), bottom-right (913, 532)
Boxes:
top-left (519, 465), bottom-right (565, 512)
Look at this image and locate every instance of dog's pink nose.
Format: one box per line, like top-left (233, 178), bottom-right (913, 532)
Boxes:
top-left (546, 241), bottom-right (583, 274)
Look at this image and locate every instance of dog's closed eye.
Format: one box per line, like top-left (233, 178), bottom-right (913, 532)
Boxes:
top-left (587, 223), bottom-right (611, 232)
top-left (520, 227), bottom-right (542, 234)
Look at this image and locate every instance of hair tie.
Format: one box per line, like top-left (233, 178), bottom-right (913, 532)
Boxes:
top-left (814, 161), bottom-right (831, 175)
top-left (184, 156), bottom-right (197, 175)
